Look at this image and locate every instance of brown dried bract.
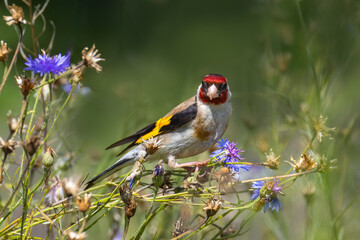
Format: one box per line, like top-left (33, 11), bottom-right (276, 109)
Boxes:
top-left (0, 41), bottom-right (11, 61)
top-left (3, 4), bottom-right (25, 26)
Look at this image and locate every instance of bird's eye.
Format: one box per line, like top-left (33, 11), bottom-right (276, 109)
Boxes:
top-left (218, 82), bottom-right (227, 91)
top-left (202, 81), bottom-right (208, 91)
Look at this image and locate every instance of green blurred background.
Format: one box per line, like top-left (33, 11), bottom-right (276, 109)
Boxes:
top-left (1, 0), bottom-right (360, 239)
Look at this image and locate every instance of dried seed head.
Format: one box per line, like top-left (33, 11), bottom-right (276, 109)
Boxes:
top-left (264, 149), bottom-right (281, 170)
top-left (202, 196), bottom-right (223, 217)
top-left (172, 217), bottom-right (187, 238)
top-left (0, 41), bottom-right (12, 62)
top-left (15, 75), bottom-right (36, 98)
top-left (142, 137), bottom-right (163, 156)
top-left (126, 161), bottom-right (143, 188)
top-left (81, 44), bottom-right (105, 72)
top-left (66, 230), bottom-right (87, 240)
top-left (0, 137), bottom-right (18, 155)
top-left (62, 177), bottom-right (80, 197)
top-left (71, 65), bottom-right (85, 83)
top-left (45, 177), bottom-right (65, 204)
top-left (42, 147), bottom-right (56, 168)
top-left (313, 115), bottom-right (336, 142)
top-left (8, 116), bottom-right (18, 133)
top-left (287, 154), bottom-right (317, 173)
top-left (317, 155), bottom-right (337, 173)
top-left (24, 134), bottom-right (40, 156)
top-left (302, 182), bottom-right (316, 204)
top-left (119, 183), bottom-right (137, 218)
top-left (76, 193), bottom-right (92, 212)
top-left (3, 4), bottom-right (26, 26)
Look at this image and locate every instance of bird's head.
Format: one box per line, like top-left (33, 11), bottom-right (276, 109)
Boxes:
top-left (198, 74), bottom-right (230, 105)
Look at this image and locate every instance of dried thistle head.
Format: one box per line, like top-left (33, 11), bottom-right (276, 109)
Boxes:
top-left (213, 167), bottom-right (236, 193)
top-left (45, 177), bottom-right (65, 204)
top-left (23, 134), bottom-right (40, 156)
top-left (62, 177), bottom-right (81, 197)
top-left (66, 230), bottom-right (87, 240)
top-left (76, 193), bottom-right (92, 212)
top-left (8, 116), bottom-right (19, 134)
top-left (172, 217), bottom-right (187, 238)
top-left (3, 4), bottom-right (26, 26)
top-left (142, 137), bottom-right (163, 156)
top-left (0, 137), bottom-right (18, 155)
top-left (71, 65), bottom-right (86, 83)
top-left (81, 44), bottom-right (105, 72)
top-left (264, 149), bottom-right (281, 170)
top-left (202, 196), bottom-right (223, 217)
top-left (313, 115), bottom-right (336, 142)
top-left (302, 182), bottom-right (316, 204)
top-left (16, 75), bottom-right (36, 98)
top-left (287, 154), bottom-right (317, 173)
top-left (119, 182), bottom-right (137, 218)
top-left (0, 41), bottom-right (11, 62)
top-left (317, 155), bottom-right (337, 173)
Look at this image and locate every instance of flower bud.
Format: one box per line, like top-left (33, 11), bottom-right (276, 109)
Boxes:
top-left (152, 160), bottom-right (164, 187)
top-left (42, 147), bottom-right (55, 168)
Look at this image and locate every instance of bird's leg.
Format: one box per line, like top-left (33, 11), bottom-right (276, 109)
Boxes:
top-left (168, 155), bottom-right (210, 169)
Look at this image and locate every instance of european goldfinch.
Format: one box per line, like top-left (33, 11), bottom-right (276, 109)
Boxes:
top-left (85, 74), bottom-right (232, 189)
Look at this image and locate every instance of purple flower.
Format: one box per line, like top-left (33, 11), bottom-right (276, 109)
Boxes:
top-left (24, 51), bottom-right (71, 76)
top-left (250, 181), bottom-right (264, 200)
top-left (210, 138), bottom-right (249, 172)
top-left (250, 180), bottom-right (283, 213)
top-left (264, 197), bottom-right (283, 213)
top-left (62, 83), bottom-right (91, 95)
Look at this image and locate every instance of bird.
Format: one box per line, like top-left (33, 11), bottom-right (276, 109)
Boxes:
top-left (85, 74), bottom-right (232, 190)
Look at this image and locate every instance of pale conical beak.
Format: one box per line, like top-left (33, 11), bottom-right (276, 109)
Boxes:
top-left (207, 84), bottom-right (219, 100)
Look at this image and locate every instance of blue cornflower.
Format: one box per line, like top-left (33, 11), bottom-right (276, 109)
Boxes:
top-left (264, 196), bottom-right (283, 213)
top-left (210, 138), bottom-right (249, 172)
top-left (24, 51), bottom-right (71, 76)
top-left (250, 180), bottom-right (283, 213)
top-left (250, 181), bottom-right (264, 200)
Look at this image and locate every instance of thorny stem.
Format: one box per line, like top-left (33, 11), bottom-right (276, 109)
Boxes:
top-left (0, 24), bottom-right (23, 93)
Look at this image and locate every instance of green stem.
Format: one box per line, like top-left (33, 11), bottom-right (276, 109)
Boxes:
top-left (130, 204), bottom-right (167, 240)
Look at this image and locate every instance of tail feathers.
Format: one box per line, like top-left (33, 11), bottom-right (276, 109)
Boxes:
top-left (85, 157), bottom-right (133, 190)
top-left (84, 146), bottom-right (146, 190)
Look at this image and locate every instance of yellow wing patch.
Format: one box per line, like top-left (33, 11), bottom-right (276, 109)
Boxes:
top-left (135, 115), bottom-right (173, 144)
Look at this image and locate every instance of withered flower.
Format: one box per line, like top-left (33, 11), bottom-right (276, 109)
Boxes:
top-left (142, 137), bottom-right (163, 156)
top-left (202, 196), bottom-right (223, 217)
top-left (81, 44), bottom-right (105, 72)
top-left (45, 177), bottom-right (65, 204)
top-left (119, 183), bottom-right (137, 218)
top-left (317, 155), bottom-right (337, 173)
top-left (24, 134), bottom-right (40, 156)
top-left (16, 75), bottom-right (36, 98)
top-left (63, 177), bottom-right (80, 197)
top-left (66, 230), bottom-right (87, 240)
top-left (313, 115), bottom-right (335, 142)
top-left (264, 149), bottom-right (281, 170)
top-left (213, 167), bottom-right (236, 193)
top-left (172, 217), bottom-right (187, 238)
top-left (76, 193), bottom-right (92, 212)
top-left (3, 4), bottom-right (26, 26)
top-left (126, 160), bottom-right (143, 188)
top-left (0, 137), bottom-right (18, 154)
top-left (302, 182), bottom-right (316, 204)
top-left (0, 41), bottom-right (11, 62)
top-left (8, 116), bottom-right (18, 133)
top-left (71, 65), bottom-right (86, 83)
top-left (287, 154), bottom-right (317, 173)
